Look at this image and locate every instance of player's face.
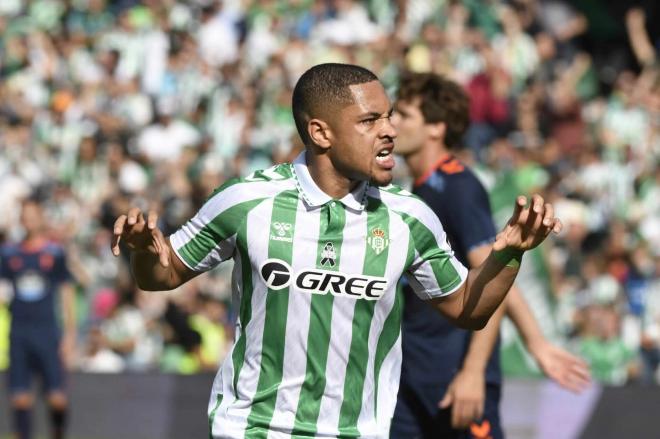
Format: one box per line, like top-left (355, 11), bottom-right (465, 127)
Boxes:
top-left (391, 98), bottom-right (427, 156)
top-left (20, 202), bottom-right (44, 236)
top-left (327, 81), bottom-right (397, 186)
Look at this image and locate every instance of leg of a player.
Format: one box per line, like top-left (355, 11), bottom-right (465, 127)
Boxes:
top-left (11, 392), bottom-right (34, 439)
top-left (47, 391), bottom-right (68, 439)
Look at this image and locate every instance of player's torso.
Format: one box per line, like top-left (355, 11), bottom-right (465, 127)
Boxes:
top-left (2, 244), bottom-right (60, 327)
top-left (223, 189), bottom-right (410, 436)
top-left (400, 159), bottom-right (501, 389)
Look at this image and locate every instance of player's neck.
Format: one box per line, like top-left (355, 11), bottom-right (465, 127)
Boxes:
top-left (306, 150), bottom-right (355, 199)
top-left (22, 234), bottom-right (47, 251)
top-left (405, 142), bottom-right (451, 180)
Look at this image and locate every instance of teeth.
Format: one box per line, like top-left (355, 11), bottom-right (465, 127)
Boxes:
top-left (377, 150), bottom-right (391, 157)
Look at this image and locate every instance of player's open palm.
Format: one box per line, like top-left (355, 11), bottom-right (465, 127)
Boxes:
top-left (493, 195), bottom-right (562, 252)
top-left (111, 207), bottom-right (170, 268)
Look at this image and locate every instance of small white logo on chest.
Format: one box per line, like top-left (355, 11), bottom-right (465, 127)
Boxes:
top-left (270, 221), bottom-right (293, 242)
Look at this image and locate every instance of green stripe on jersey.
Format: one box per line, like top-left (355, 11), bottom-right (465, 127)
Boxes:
top-left (178, 198), bottom-right (266, 269)
top-left (273, 163), bottom-right (294, 179)
top-left (292, 201), bottom-right (346, 436)
top-left (399, 212), bottom-right (463, 293)
top-left (372, 284), bottom-right (402, 418)
top-left (232, 216), bottom-right (256, 393)
top-left (208, 393), bottom-right (223, 439)
top-left (338, 198), bottom-right (390, 437)
top-left (246, 190), bottom-right (299, 433)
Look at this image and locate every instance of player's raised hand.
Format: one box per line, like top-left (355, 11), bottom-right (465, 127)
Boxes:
top-left (493, 195), bottom-right (562, 252)
top-left (111, 207), bottom-right (170, 268)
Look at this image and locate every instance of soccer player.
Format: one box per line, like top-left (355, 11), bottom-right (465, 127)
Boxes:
top-left (390, 72), bottom-right (590, 439)
top-left (1, 198), bottom-right (76, 439)
top-left (111, 63), bottom-right (562, 438)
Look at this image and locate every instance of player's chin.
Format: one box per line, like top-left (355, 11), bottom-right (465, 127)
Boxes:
top-left (369, 170), bottom-right (393, 187)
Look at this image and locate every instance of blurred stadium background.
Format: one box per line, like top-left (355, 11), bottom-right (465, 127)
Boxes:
top-left (0, 0), bottom-right (659, 437)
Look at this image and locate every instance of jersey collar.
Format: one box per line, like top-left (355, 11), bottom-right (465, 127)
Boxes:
top-left (292, 152), bottom-right (368, 211)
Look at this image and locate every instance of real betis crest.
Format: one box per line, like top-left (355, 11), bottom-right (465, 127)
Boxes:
top-left (367, 227), bottom-right (389, 255)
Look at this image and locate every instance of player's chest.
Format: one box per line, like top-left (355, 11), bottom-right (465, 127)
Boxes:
top-left (6, 253), bottom-right (55, 302)
top-left (241, 207), bottom-right (401, 301)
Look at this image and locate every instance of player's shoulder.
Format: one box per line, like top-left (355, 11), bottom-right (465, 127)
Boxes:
top-left (368, 183), bottom-right (433, 216)
top-left (434, 157), bottom-right (481, 183)
top-left (42, 241), bottom-right (66, 256)
top-left (426, 159), bottom-right (485, 194)
top-left (0, 243), bottom-right (18, 256)
top-left (208, 163), bottom-right (296, 200)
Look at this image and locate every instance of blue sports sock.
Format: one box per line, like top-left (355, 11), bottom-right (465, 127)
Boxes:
top-left (14, 408), bottom-right (32, 439)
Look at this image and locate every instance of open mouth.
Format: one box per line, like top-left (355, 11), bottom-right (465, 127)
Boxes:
top-left (375, 148), bottom-right (395, 169)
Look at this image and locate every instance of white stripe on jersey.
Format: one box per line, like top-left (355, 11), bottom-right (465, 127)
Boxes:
top-left (217, 198), bottom-right (274, 432)
top-left (269, 199), bottom-right (320, 435)
top-left (376, 335), bottom-right (402, 426)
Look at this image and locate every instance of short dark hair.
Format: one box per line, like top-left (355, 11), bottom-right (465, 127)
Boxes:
top-left (292, 63), bottom-right (379, 145)
top-left (397, 72), bottom-right (470, 150)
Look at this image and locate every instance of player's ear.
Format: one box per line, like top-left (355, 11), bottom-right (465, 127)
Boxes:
top-left (308, 118), bottom-right (332, 150)
top-left (428, 121), bottom-right (446, 142)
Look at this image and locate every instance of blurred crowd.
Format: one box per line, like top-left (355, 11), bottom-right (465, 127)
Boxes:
top-left (0, 0), bottom-right (659, 384)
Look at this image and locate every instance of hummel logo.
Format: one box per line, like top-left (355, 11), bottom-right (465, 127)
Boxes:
top-left (270, 221), bottom-right (293, 243)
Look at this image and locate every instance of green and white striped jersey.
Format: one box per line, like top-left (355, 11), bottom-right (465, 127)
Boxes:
top-left (170, 153), bottom-right (468, 438)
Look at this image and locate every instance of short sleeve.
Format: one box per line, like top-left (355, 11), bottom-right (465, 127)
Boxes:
top-left (402, 201), bottom-right (468, 300)
top-left (170, 177), bottom-right (275, 272)
top-left (52, 248), bottom-right (72, 285)
top-left (170, 183), bottom-right (243, 272)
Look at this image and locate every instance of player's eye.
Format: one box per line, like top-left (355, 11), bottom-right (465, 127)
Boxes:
top-left (361, 118), bottom-right (377, 126)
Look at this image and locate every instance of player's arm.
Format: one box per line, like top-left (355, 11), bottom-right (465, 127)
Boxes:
top-left (59, 281), bottom-right (77, 368)
top-left (506, 285), bottom-right (591, 392)
top-left (111, 208), bottom-right (198, 291)
top-left (431, 195), bottom-right (562, 330)
top-left (439, 243), bottom-right (505, 428)
top-left (626, 8), bottom-right (656, 67)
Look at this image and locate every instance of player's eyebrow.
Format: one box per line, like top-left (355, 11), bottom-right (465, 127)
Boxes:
top-left (359, 107), bottom-right (394, 119)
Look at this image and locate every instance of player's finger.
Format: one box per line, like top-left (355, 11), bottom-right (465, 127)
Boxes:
top-left (509, 195), bottom-right (527, 225)
top-left (127, 207), bottom-right (142, 225)
top-left (452, 401), bottom-right (462, 428)
top-left (570, 362), bottom-right (592, 386)
top-left (552, 218), bottom-right (563, 234)
top-left (564, 371), bottom-right (590, 393)
top-left (542, 203), bottom-right (554, 228)
top-left (438, 391), bottom-right (453, 409)
top-left (531, 194), bottom-right (544, 213)
top-left (458, 401), bottom-right (475, 429)
top-left (153, 229), bottom-right (170, 268)
top-left (457, 400), bottom-right (472, 428)
top-left (147, 210), bottom-right (159, 230)
top-left (475, 400), bottom-right (484, 422)
top-left (111, 215), bottom-right (128, 256)
top-left (524, 194), bottom-right (545, 233)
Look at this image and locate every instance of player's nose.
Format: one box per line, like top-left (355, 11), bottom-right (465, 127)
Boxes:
top-left (380, 116), bottom-right (397, 139)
